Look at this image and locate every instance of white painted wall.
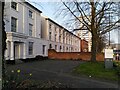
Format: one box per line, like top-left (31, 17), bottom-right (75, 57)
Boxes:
top-left (41, 17), bottom-right (81, 53)
top-left (4, 1), bottom-right (81, 60)
top-left (4, 1), bottom-right (49, 60)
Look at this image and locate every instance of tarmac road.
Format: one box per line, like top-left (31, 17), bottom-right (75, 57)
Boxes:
top-left (6, 60), bottom-right (119, 88)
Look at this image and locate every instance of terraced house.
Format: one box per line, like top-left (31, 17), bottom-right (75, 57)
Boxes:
top-left (4, 0), bottom-right (81, 62)
top-left (41, 16), bottom-right (80, 52)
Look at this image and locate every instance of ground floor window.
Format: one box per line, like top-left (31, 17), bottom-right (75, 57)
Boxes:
top-left (49, 44), bottom-right (52, 49)
top-left (55, 45), bottom-right (57, 51)
top-left (60, 46), bottom-right (62, 52)
top-left (28, 42), bottom-right (33, 55)
top-left (42, 45), bottom-right (46, 55)
top-left (66, 47), bottom-right (68, 51)
top-left (63, 46), bottom-right (65, 52)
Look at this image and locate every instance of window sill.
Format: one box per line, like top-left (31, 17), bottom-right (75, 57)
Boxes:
top-left (28, 55), bottom-right (33, 56)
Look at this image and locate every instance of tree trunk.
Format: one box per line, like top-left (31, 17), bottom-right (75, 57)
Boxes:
top-left (91, 34), bottom-right (97, 62)
top-left (90, 1), bottom-right (97, 62)
top-left (2, 1), bottom-right (6, 88)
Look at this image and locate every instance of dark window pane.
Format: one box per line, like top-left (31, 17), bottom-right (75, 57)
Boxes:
top-left (11, 2), bottom-right (17, 10)
top-left (11, 17), bottom-right (17, 32)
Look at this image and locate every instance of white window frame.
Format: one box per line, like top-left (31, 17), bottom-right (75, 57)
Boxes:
top-left (49, 32), bottom-right (52, 40)
top-left (29, 10), bottom-right (33, 18)
top-left (55, 45), bottom-right (57, 51)
top-left (49, 24), bottom-right (52, 30)
top-left (49, 44), bottom-right (52, 49)
top-left (55, 34), bottom-right (57, 42)
top-left (11, 2), bottom-right (17, 10)
top-left (42, 45), bottom-right (46, 55)
top-left (28, 42), bottom-right (33, 55)
top-left (11, 17), bottom-right (17, 32)
top-left (29, 23), bottom-right (33, 36)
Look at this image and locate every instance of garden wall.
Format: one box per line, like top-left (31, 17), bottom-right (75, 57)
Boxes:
top-left (48, 49), bottom-right (104, 61)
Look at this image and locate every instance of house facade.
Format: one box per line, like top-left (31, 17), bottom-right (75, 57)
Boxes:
top-left (4, 1), bottom-right (49, 61)
top-left (41, 16), bottom-right (81, 52)
top-left (4, 1), bottom-right (81, 61)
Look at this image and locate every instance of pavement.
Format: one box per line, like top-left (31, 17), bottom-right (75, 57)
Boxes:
top-left (6, 59), bottom-right (119, 88)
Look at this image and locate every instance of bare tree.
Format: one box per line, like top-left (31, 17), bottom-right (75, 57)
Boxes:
top-left (55, 0), bottom-right (120, 62)
top-left (96, 35), bottom-right (107, 53)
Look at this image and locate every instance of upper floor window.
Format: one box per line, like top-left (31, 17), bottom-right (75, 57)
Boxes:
top-left (55, 34), bottom-right (57, 42)
top-left (49, 24), bottom-right (52, 30)
top-left (29, 10), bottom-right (33, 18)
top-left (11, 2), bottom-right (17, 10)
top-left (29, 23), bottom-right (33, 36)
top-left (59, 35), bottom-right (61, 42)
top-left (55, 27), bottom-right (57, 33)
top-left (75, 40), bottom-right (77, 43)
top-left (49, 32), bottom-right (52, 40)
top-left (63, 39), bottom-right (65, 44)
top-left (11, 17), bottom-right (17, 32)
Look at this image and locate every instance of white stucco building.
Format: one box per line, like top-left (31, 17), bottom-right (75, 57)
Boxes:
top-left (4, 1), bottom-right (49, 61)
top-left (4, 1), bottom-right (81, 61)
top-left (41, 16), bottom-right (81, 52)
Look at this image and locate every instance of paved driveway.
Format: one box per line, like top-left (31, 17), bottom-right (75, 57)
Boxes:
top-left (6, 60), bottom-right (119, 88)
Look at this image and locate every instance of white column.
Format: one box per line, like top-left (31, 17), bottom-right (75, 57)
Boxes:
top-left (23, 42), bottom-right (26, 59)
top-left (10, 41), bottom-right (14, 60)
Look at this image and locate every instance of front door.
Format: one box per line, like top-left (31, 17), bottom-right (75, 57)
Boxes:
top-left (14, 43), bottom-right (19, 59)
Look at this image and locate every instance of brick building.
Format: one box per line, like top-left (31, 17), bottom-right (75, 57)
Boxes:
top-left (81, 39), bottom-right (88, 52)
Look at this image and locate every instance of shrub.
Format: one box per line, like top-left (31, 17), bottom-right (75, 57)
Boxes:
top-left (35, 55), bottom-right (44, 60)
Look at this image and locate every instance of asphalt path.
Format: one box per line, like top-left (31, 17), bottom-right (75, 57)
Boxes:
top-left (6, 60), bottom-right (119, 88)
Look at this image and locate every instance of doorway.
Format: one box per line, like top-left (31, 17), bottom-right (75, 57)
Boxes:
top-left (14, 43), bottom-right (20, 59)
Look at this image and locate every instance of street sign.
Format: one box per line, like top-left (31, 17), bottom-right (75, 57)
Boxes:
top-left (105, 49), bottom-right (113, 58)
top-left (104, 49), bottom-right (113, 69)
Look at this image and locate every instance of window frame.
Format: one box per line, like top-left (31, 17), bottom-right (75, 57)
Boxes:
top-left (55, 45), bottom-right (57, 51)
top-left (29, 23), bottom-right (33, 36)
top-left (11, 2), bottom-right (17, 10)
top-left (49, 32), bottom-right (52, 40)
top-left (49, 44), bottom-right (52, 49)
top-left (55, 34), bottom-right (57, 42)
top-left (29, 10), bottom-right (33, 18)
top-left (11, 17), bottom-right (17, 32)
top-left (49, 24), bottom-right (52, 30)
top-left (59, 35), bottom-right (61, 42)
top-left (28, 42), bottom-right (33, 55)
top-left (42, 45), bottom-right (46, 55)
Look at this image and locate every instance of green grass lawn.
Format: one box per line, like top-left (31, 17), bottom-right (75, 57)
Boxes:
top-left (72, 61), bottom-right (119, 81)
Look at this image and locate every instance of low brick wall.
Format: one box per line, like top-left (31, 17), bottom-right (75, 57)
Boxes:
top-left (48, 49), bottom-right (104, 61)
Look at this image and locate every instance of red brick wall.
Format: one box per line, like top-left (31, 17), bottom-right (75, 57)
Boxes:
top-left (81, 39), bottom-right (88, 52)
top-left (48, 49), bottom-right (104, 61)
